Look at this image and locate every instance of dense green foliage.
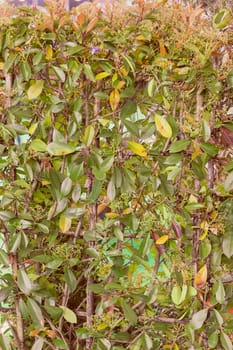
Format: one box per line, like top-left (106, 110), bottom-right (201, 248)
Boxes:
top-left (0, 1), bottom-right (233, 349)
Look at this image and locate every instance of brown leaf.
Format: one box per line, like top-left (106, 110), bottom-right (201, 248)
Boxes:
top-left (194, 265), bottom-right (207, 289)
top-left (172, 220), bottom-right (182, 239)
top-left (220, 126), bottom-right (233, 147)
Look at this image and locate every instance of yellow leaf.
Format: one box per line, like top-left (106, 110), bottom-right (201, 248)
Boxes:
top-left (174, 343), bottom-right (179, 350)
top-left (45, 46), bottom-right (53, 61)
top-left (41, 180), bottom-right (51, 186)
top-left (97, 323), bottom-right (108, 331)
top-left (199, 230), bottom-right (208, 241)
top-left (127, 141), bottom-right (147, 157)
top-left (194, 265), bottom-right (207, 289)
top-left (109, 89), bottom-right (120, 111)
top-left (105, 212), bottom-right (119, 219)
top-left (0, 62), bottom-right (4, 70)
top-left (155, 114), bottom-right (172, 138)
top-left (122, 208), bottom-right (133, 215)
top-left (29, 123), bottom-right (38, 135)
top-left (156, 235), bottom-right (169, 245)
top-left (59, 215), bottom-right (72, 233)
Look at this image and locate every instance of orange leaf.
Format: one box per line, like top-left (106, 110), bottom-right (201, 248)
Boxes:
top-left (29, 329), bottom-right (41, 337)
top-left (46, 329), bottom-right (56, 339)
top-left (194, 265), bottom-right (207, 289)
top-left (86, 17), bottom-right (98, 33)
top-left (159, 41), bottom-right (166, 57)
top-left (77, 13), bottom-right (86, 26)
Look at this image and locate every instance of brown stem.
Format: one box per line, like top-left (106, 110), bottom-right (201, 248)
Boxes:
top-left (12, 255), bottom-right (24, 350)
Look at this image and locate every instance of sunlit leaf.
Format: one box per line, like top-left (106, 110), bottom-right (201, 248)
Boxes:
top-left (47, 142), bottom-right (76, 156)
top-left (156, 235), bottom-right (169, 245)
top-left (194, 265), bottom-right (207, 289)
top-left (109, 89), bottom-right (120, 111)
top-left (155, 114), bottom-right (172, 138)
top-left (60, 306), bottom-right (77, 324)
top-left (190, 309), bottom-right (208, 330)
top-left (59, 215), bottom-right (72, 233)
top-left (27, 80), bottom-right (44, 100)
top-left (83, 125), bottom-right (95, 147)
top-left (127, 141), bottom-right (147, 157)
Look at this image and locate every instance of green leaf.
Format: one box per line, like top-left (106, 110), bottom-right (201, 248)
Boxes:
top-left (213, 8), bottom-right (232, 29)
top-left (52, 66), bottom-right (66, 82)
top-left (3, 54), bottom-right (18, 73)
top-left (0, 333), bottom-right (11, 350)
top-left (213, 309), bottom-right (223, 327)
top-left (169, 140), bottom-right (190, 153)
top-left (17, 269), bottom-right (33, 295)
top-left (83, 125), bottom-right (95, 147)
top-left (147, 78), bottom-right (156, 97)
top-left (171, 285), bottom-right (182, 305)
top-left (113, 226), bottom-right (123, 241)
top-left (224, 172), bottom-right (233, 192)
top-left (27, 80), bottom-right (44, 100)
top-left (61, 177), bottom-right (73, 197)
top-left (155, 114), bottom-right (172, 138)
top-left (222, 234), bottom-right (233, 258)
top-left (200, 143), bottom-right (219, 157)
top-left (226, 71), bottom-right (233, 87)
top-left (216, 280), bottom-right (225, 304)
top-left (60, 306), bottom-right (77, 323)
top-left (47, 142), bottom-right (76, 156)
top-left (27, 297), bottom-right (44, 329)
top-left (121, 299), bottom-right (137, 325)
top-left (72, 184), bottom-right (81, 202)
top-left (190, 309), bottom-right (208, 330)
top-left (123, 55), bottom-right (135, 76)
top-left (0, 211), bottom-right (15, 221)
top-left (202, 120), bottom-right (211, 142)
top-left (208, 331), bottom-right (219, 349)
top-left (88, 179), bottom-right (102, 202)
top-left (64, 268), bottom-right (77, 293)
top-left (95, 72), bottom-right (111, 80)
top-left (30, 139), bottom-right (47, 152)
top-left (96, 338), bottom-right (111, 350)
top-left (0, 249), bottom-right (9, 266)
top-left (20, 61), bottom-right (31, 81)
top-left (31, 338), bottom-right (44, 350)
top-left (220, 331), bottom-right (233, 350)
top-left (107, 178), bottom-right (116, 201)
top-left (84, 64), bottom-right (95, 82)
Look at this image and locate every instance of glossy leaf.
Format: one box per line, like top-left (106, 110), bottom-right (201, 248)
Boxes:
top-left (83, 125), bottom-right (95, 147)
top-left (155, 114), bottom-right (172, 138)
top-left (47, 142), bottom-right (76, 156)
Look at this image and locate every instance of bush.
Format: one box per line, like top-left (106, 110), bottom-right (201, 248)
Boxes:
top-left (0, 1), bottom-right (233, 349)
